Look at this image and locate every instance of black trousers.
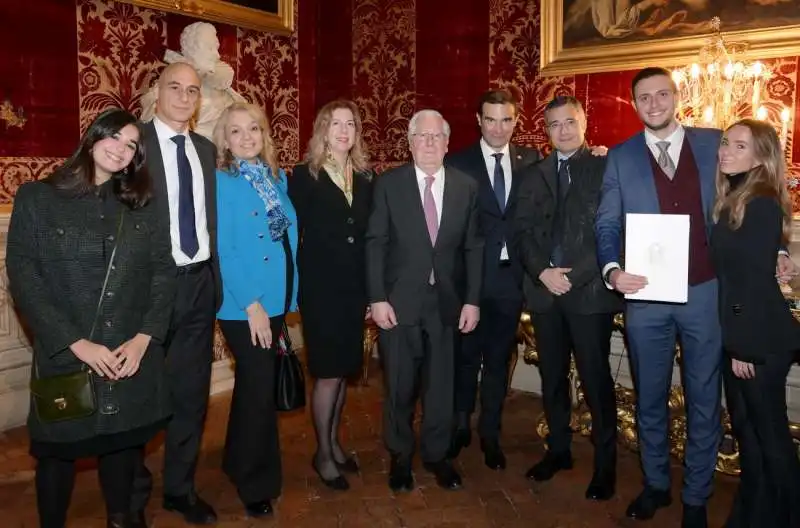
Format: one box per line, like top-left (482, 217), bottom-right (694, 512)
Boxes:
top-left (36, 446), bottom-right (142, 528)
top-left (218, 317), bottom-right (284, 503)
top-left (724, 350), bottom-right (800, 528)
top-left (532, 307), bottom-right (617, 472)
top-left (454, 296), bottom-right (522, 439)
top-left (131, 263), bottom-right (216, 509)
top-left (380, 285), bottom-right (455, 463)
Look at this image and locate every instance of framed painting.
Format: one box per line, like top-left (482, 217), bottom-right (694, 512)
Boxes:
top-left (541, 0), bottom-right (800, 77)
top-left (118, 0), bottom-right (294, 35)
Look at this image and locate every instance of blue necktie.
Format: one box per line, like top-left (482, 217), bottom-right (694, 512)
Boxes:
top-left (492, 152), bottom-right (505, 212)
top-left (171, 135), bottom-right (199, 258)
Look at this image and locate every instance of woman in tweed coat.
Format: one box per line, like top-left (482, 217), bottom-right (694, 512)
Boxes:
top-left (6, 108), bottom-right (176, 528)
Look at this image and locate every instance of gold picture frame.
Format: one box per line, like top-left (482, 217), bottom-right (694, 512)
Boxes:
top-left (118, 0), bottom-right (294, 35)
top-left (541, 1), bottom-right (800, 77)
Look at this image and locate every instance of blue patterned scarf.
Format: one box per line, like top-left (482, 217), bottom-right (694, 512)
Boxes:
top-left (236, 158), bottom-right (291, 241)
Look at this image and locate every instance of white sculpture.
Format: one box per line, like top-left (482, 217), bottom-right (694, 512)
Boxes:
top-left (140, 21), bottom-right (246, 139)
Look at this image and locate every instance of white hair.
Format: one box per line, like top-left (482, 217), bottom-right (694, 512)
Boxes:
top-left (408, 109), bottom-right (451, 141)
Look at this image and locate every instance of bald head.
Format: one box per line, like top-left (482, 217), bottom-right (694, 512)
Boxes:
top-left (155, 62), bottom-right (201, 132)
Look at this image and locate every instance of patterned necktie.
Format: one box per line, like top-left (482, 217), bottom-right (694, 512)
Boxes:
top-left (171, 135), bottom-right (199, 258)
top-left (491, 152), bottom-right (505, 212)
top-left (656, 141), bottom-right (676, 179)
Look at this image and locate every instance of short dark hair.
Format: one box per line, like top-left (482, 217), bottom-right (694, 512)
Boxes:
top-left (631, 67), bottom-right (677, 97)
top-left (544, 95), bottom-right (584, 122)
top-left (47, 108), bottom-right (151, 209)
top-left (477, 89), bottom-right (518, 116)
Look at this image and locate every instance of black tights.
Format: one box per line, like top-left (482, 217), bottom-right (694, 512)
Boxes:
top-left (36, 446), bottom-right (141, 528)
top-left (311, 377), bottom-right (349, 479)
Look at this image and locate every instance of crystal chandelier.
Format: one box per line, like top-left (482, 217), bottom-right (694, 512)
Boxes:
top-left (671, 17), bottom-right (790, 149)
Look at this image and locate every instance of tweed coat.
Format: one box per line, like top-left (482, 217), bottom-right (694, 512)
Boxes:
top-left (6, 179), bottom-right (177, 444)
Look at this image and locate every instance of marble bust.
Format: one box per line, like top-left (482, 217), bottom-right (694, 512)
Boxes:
top-left (140, 22), bottom-right (246, 139)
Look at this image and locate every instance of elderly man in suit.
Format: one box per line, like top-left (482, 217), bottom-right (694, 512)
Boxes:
top-left (446, 89), bottom-right (540, 470)
top-left (515, 95), bottom-right (621, 500)
top-left (366, 109), bottom-right (483, 492)
top-left (595, 66), bottom-right (795, 528)
top-left (131, 61), bottom-right (221, 525)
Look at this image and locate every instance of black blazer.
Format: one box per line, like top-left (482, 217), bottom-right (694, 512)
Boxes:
top-left (365, 163), bottom-right (484, 325)
top-left (514, 147), bottom-right (622, 315)
top-left (446, 142), bottom-right (540, 300)
top-left (142, 121), bottom-right (222, 309)
top-left (711, 195), bottom-right (800, 363)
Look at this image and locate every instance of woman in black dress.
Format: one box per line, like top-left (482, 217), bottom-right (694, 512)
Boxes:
top-left (7, 108), bottom-right (175, 528)
top-left (711, 118), bottom-right (800, 527)
top-left (289, 100), bottom-right (372, 489)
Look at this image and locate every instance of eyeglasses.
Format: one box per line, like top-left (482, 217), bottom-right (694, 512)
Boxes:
top-left (546, 119), bottom-right (578, 132)
top-left (411, 132), bottom-right (446, 143)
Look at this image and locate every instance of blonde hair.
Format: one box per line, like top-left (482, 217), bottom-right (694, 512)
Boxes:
top-left (212, 102), bottom-right (279, 179)
top-left (304, 100), bottom-right (369, 177)
top-left (712, 118), bottom-right (792, 244)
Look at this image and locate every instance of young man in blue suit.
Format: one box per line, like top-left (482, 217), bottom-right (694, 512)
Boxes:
top-left (595, 67), bottom-right (797, 528)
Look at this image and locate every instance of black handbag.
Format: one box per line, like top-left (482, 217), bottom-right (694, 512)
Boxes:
top-left (28, 212), bottom-right (124, 423)
top-left (275, 321), bottom-right (305, 412)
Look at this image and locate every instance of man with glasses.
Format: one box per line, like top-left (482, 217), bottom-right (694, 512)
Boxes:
top-left (366, 109), bottom-right (483, 492)
top-left (514, 95), bottom-right (621, 501)
top-left (446, 89), bottom-right (540, 470)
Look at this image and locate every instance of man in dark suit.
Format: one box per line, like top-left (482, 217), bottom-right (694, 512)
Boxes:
top-left (366, 109), bottom-right (483, 492)
top-left (132, 62), bottom-right (221, 525)
top-left (514, 96), bottom-right (622, 501)
top-left (446, 89), bottom-right (540, 469)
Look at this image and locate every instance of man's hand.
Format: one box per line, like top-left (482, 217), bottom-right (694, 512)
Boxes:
top-left (459, 304), bottom-right (480, 333)
top-left (539, 267), bottom-right (572, 295)
top-left (776, 253), bottom-right (798, 284)
top-left (589, 145), bottom-right (608, 157)
top-left (609, 269), bottom-right (648, 294)
top-left (370, 301), bottom-right (398, 330)
top-left (732, 359), bottom-right (755, 379)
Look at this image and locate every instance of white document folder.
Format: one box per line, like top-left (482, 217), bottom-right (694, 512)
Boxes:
top-left (624, 213), bottom-right (690, 303)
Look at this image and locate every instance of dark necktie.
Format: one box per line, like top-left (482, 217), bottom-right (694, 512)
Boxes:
top-left (171, 135), bottom-right (199, 258)
top-left (551, 158), bottom-right (570, 266)
top-left (558, 157), bottom-right (570, 198)
top-left (491, 152), bottom-right (506, 212)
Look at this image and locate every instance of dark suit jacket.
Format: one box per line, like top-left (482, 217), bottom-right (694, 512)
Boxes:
top-left (365, 163), bottom-right (484, 325)
top-left (142, 121), bottom-right (222, 309)
top-left (514, 147), bottom-right (622, 315)
top-left (711, 195), bottom-right (800, 363)
top-left (446, 142), bottom-right (540, 300)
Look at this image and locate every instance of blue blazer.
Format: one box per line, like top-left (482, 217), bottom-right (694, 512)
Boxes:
top-left (216, 167), bottom-right (299, 320)
top-left (595, 127), bottom-right (722, 270)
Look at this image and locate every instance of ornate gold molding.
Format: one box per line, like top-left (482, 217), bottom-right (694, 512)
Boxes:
top-left (0, 100), bottom-right (26, 129)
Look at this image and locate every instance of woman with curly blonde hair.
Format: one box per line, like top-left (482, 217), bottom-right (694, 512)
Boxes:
top-left (288, 100), bottom-right (373, 490)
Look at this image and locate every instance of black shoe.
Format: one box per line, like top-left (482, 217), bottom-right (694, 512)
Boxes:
top-left (388, 456), bottom-right (414, 493)
top-left (525, 451), bottom-right (573, 482)
top-left (423, 459), bottom-right (462, 490)
top-left (244, 500), bottom-right (274, 518)
top-left (311, 460), bottom-right (350, 491)
top-left (335, 456), bottom-right (360, 474)
top-left (625, 486), bottom-right (672, 520)
top-left (448, 428), bottom-right (472, 459)
top-left (480, 438), bottom-right (506, 470)
top-left (129, 510), bottom-right (147, 528)
top-left (585, 470), bottom-right (616, 501)
top-left (163, 493), bottom-right (218, 525)
top-left (682, 504), bottom-right (708, 528)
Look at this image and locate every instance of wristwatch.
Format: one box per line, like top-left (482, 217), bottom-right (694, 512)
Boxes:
top-left (603, 266), bottom-right (620, 284)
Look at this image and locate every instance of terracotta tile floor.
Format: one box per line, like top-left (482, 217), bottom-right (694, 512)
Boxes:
top-left (0, 359), bottom-right (738, 527)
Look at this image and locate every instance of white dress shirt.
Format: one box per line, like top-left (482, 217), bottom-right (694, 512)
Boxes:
top-left (415, 164), bottom-right (444, 225)
top-left (152, 117), bottom-right (211, 265)
top-left (479, 138), bottom-right (511, 205)
top-left (644, 124), bottom-right (685, 168)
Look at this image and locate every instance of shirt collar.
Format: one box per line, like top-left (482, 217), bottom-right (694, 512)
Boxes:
top-left (479, 137), bottom-right (510, 161)
top-left (153, 116), bottom-right (189, 143)
top-left (644, 123), bottom-right (684, 149)
top-left (415, 164), bottom-right (444, 184)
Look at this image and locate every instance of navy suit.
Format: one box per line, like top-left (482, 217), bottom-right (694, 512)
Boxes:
top-left (595, 127), bottom-right (722, 506)
top-left (447, 142), bottom-right (540, 440)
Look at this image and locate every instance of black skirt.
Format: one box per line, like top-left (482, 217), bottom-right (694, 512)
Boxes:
top-left (30, 419), bottom-right (167, 460)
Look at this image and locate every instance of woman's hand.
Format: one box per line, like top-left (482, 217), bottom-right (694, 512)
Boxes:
top-left (113, 333), bottom-right (152, 378)
top-left (70, 339), bottom-right (121, 379)
top-left (732, 358), bottom-right (755, 379)
top-left (246, 301), bottom-right (272, 349)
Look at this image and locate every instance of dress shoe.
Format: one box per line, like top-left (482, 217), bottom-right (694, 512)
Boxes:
top-left (423, 459), bottom-right (463, 490)
top-left (682, 504), bottom-right (708, 528)
top-left (335, 456), bottom-right (360, 474)
top-left (129, 510), bottom-right (147, 528)
top-left (244, 500), bottom-right (274, 518)
top-left (525, 451), bottom-right (573, 482)
top-left (447, 427), bottom-right (472, 459)
top-left (107, 513), bottom-right (129, 528)
top-left (585, 471), bottom-right (616, 501)
top-left (311, 460), bottom-right (350, 491)
top-left (625, 486), bottom-right (672, 520)
top-left (480, 438), bottom-right (506, 470)
top-left (388, 456), bottom-right (414, 492)
top-left (163, 493), bottom-right (218, 525)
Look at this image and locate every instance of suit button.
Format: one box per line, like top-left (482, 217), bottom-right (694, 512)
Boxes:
top-left (107, 235), bottom-right (115, 242)
top-left (258, 233), bottom-right (264, 239)
top-left (100, 214), bottom-right (105, 220)
top-left (263, 256), bottom-right (269, 261)
top-left (347, 217), bottom-right (354, 224)
top-left (732, 304), bottom-right (743, 315)
top-left (253, 210), bottom-right (259, 216)
top-left (104, 320), bottom-right (112, 328)
top-left (105, 291), bottom-right (114, 298)
top-left (347, 236), bottom-right (354, 244)
top-left (56, 228), bottom-right (65, 235)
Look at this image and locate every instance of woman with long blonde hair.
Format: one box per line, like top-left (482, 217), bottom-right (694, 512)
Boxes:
top-left (711, 118), bottom-right (800, 527)
top-left (288, 100), bottom-right (373, 490)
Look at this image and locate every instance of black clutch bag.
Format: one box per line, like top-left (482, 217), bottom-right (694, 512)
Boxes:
top-left (275, 321), bottom-right (305, 412)
top-left (28, 212), bottom-right (124, 423)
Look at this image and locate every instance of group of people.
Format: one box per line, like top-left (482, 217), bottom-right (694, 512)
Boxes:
top-left (5, 59), bottom-right (800, 528)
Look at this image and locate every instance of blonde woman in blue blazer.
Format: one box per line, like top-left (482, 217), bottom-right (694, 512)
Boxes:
top-left (212, 102), bottom-right (298, 519)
